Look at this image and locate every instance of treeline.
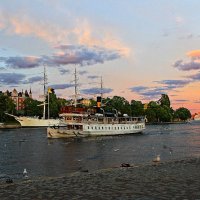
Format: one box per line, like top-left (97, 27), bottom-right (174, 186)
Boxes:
top-left (0, 93), bottom-right (191, 123)
top-left (101, 94), bottom-right (191, 123)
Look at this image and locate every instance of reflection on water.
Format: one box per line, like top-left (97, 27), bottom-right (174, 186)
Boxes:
top-left (0, 123), bottom-right (200, 180)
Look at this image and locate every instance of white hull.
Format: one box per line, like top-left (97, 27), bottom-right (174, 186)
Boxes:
top-left (6, 113), bottom-right (65, 127)
top-left (47, 122), bottom-right (145, 138)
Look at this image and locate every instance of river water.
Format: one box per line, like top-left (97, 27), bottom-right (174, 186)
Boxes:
top-left (0, 122), bottom-right (200, 180)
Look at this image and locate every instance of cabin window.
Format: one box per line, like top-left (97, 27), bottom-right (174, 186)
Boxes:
top-left (87, 126), bottom-right (89, 129)
top-left (102, 127), bottom-right (103, 129)
top-left (118, 127), bottom-right (119, 130)
top-left (99, 127), bottom-right (100, 130)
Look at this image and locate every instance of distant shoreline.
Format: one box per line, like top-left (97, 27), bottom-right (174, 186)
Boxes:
top-left (146, 121), bottom-right (189, 125)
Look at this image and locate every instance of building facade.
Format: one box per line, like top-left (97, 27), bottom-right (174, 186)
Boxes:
top-left (4, 88), bottom-right (32, 111)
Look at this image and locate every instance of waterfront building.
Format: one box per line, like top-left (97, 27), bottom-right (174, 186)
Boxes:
top-left (3, 88), bottom-right (32, 111)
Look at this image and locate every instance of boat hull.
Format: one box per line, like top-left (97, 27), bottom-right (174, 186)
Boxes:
top-left (47, 122), bottom-right (145, 138)
top-left (13, 116), bottom-right (65, 127)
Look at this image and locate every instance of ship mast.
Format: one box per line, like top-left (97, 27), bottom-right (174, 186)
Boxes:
top-left (100, 76), bottom-right (103, 101)
top-left (74, 66), bottom-right (78, 108)
top-left (43, 65), bottom-right (48, 119)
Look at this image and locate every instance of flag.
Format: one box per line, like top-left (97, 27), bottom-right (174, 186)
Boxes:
top-left (48, 87), bottom-right (54, 94)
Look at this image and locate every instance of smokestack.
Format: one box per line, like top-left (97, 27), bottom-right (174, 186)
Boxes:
top-left (97, 96), bottom-right (101, 108)
top-left (97, 96), bottom-right (101, 113)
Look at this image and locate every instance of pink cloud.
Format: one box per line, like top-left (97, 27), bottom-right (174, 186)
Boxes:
top-left (0, 13), bottom-right (130, 57)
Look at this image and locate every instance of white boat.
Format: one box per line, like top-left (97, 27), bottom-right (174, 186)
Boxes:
top-left (47, 113), bottom-right (145, 138)
top-left (47, 68), bottom-right (145, 138)
top-left (5, 113), bottom-right (64, 127)
top-left (5, 67), bottom-right (66, 128)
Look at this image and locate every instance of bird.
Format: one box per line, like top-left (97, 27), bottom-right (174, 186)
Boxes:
top-left (23, 168), bottom-right (28, 178)
top-left (153, 155), bottom-right (160, 163)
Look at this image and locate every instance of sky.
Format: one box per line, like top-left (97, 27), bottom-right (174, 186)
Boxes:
top-left (0, 0), bottom-right (200, 113)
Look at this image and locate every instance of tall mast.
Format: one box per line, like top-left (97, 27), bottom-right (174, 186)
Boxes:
top-left (74, 66), bottom-right (78, 108)
top-left (100, 76), bottom-right (103, 100)
top-left (43, 65), bottom-right (47, 119)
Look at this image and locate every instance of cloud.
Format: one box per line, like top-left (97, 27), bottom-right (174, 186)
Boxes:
top-left (130, 79), bottom-right (190, 100)
top-left (173, 59), bottom-right (200, 71)
top-left (156, 79), bottom-right (190, 88)
top-left (87, 75), bottom-right (99, 79)
top-left (0, 73), bottom-right (26, 85)
top-left (0, 45), bottom-right (123, 69)
top-left (175, 16), bottom-right (184, 25)
top-left (174, 99), bottom-right (188, 102)
top-left (50, 45), bottom-right (121, 66)
top-left (129, 86), bottom-right (149, 93)
top-left (187, 50), bottom-right (200, 59)
top-left (79, 70), bottom-right (88, 75)
top-left (59, 68), bottom-right (70, 75)
top-left (49, 83), bottom-right (74, 90)
top-left (0, 12), bottom-right (129, 57)
top-left (81, 87), bottom-right (113, 95)
top-left (186, 72), bottom-right (200, 81)
top-left (1, 56), bottom-right (41, 69)
top-left (26, 76), bottom-right (43, 84)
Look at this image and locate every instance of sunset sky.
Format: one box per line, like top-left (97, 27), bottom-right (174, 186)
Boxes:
top-left (0, 0), bottom-right (200, 113)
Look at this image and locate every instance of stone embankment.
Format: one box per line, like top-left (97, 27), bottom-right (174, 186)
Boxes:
top-left (1, 157), bottom-right (200, 199)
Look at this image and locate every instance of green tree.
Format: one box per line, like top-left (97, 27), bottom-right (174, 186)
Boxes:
top-left (174, 107), bottom-right (191, 121)
top-left (48, 93), bottom-right (61, 118)
top-left (130, 100), bottom-right (144, 116)
top-left (158, 94), bottom-right (170, 107)
top-left (0, 94), bottom-right (16, 122)
top-left (23, 98), bottom-right (43, 117)
top-left (157, 106), bottom-right (172, 122)
top-left (145, 108), bottom-right (157, 122)
top-left (104, 96), bottom-right (131, 116)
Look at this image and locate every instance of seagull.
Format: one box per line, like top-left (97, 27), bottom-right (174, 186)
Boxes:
top-left (23, 168), bottom-right (28, 178)
top-left (153, 155), bottom-right (160, 162)
top-left (114, 149), bottom-right (119, 152)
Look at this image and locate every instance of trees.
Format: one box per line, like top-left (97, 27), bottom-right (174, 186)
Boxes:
top-left (174, 107), bottom-right (191, 121)
top-left (0, 94), bottom-right (16, 122)
top-left (130, 100), bottom-right (144, 116)
top-left (23, 98), bottom-right (43, 117)
top-left (158, 94), bottom-right (171, 107)
top-left (103, 96), bottom-right (131, 116)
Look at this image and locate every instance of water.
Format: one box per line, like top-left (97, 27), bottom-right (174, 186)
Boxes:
top-left (0, 123), bottom-right (200, 180)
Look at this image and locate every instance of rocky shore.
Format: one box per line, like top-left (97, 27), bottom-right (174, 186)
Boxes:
top-left (1, 157), bottom-right (200, 199)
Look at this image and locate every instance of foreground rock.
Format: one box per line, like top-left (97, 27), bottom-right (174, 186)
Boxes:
top-left (1, 157), bottom-right (200, 199)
